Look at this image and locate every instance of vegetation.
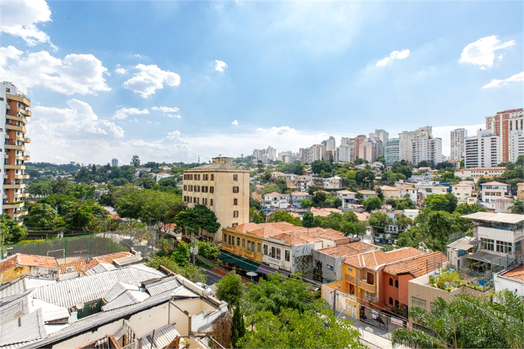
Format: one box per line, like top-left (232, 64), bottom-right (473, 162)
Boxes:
top-left (362, 196), bottom-right (382, 212)
top-left (392, 290), bottom-right (524, 349)
top-left (268, 211), bottom-right (302, 226)
top-left (173, 205), bottom-right (220, 237)
top-left (146, 255), bottom-right (206, 283)
top-left (1, 214), bottom-right (28, 244)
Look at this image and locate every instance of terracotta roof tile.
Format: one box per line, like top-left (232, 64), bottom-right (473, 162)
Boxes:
top-left (382, 252), bottom-right (447, 278)
top-left (310, 207), bottom-right (342, 217)
top-left (0, 254), bottom-right (59, 273)
top-left (344, 247), bottom-right (424, 270)
top-left (500, 264), bottom-right (524, 282)
top-left (481, 181), bottom-right (508, 186)
top-left (317, 242), bottom-right (377, 257)
top-left (59, 259), bottom-right (87, 274)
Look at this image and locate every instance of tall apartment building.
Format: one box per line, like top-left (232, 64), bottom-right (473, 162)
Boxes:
top-left (182, 157), bottom-right (249, 242)
top-left (450, 128), bottom-right (467, 161)
top-left (384, 138), bottom-right (400, 165)
top-left (485, 108), bottom-right (524, 162)
top-left (510, 130), bottom-right (524, 163)
top-left (358, 140), bottom-right (375, 163)
top-left (1, 82), bottom-right (31, 221)
top-left (398, 126), bottom-right (441, 164)
top-left (111, 158), bottom-right (119, 167)
top-left (252, 146), bottom-right (277, 163)
top-left (369, 129), bottom-right (389, 143)
top-left (322, 136), bottom-right (336, 151)
top-left (354, 135), bottom-right (367, 159)
top-left (464, 130), bottom-right (501, 168)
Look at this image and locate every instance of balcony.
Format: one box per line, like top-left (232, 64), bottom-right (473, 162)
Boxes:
top-left (345, 274), bottom-right (357, 285)
top-left (4, 143), bottom-right (25, 151)
top-left (4, 164), bottom-right (25, 170)
top-left (2, 201), bottom-right (24, 209)
top-left (4, 183), bottom-right (25, 189)
top-left (5, 123), bottom-right (26, 133)
top-left (6, 93), bottom-right (31, 106)
top-left (14, 174), bottom-right (30, 180)
top-left (23, 137), bottom-right (31, 143)
top-left (359, 279), bottom-right (377, 293)
top-left (6, 114), bottom-right (27, 125)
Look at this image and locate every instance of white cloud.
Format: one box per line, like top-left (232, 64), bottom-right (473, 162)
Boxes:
top-left (459, 35), bottom-right (516, 69)
top-left (122, 64), bottom-right (181, 98)
top-left (115, 67), bottom-right (128, 74)
top-left (28, 99), bottom-right (124, 162)
top-left (214, 60), bottom-right (228, 72)
top-left (231, 120), bottom-right (239, 126)
top-left (376, 49), bottom-right (410, 67)
top-left (0, 47), bottom-right (111, 95)
top-left (113, 107), bottom-right (149, 120)
top-left (152, 106), bottom-right (182, 119)
top-left (0, 0), bottom-right (55, 48)
top-left (482, 72), bottom-right (524, 89)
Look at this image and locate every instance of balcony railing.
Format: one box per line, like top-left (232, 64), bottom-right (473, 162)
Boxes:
top-left (359, 279), bottom-right (377, 293)
top-left (266, 256), bottom-right (283, 267)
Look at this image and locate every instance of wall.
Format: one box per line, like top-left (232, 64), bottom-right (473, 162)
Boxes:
top-left (1, 266), bottom-right (59, 284)
top-left (222, 229), bottom-right (263, 263)
top-left (494, 274), bottom-right (524, 297)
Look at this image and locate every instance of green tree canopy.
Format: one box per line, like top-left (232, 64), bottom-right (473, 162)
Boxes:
top-left (302, 211), bottom-right (314, 227)
top-left (368, 212), bottom-right (391, 234)
top-left (24, 203), bottom-right (63, 230)
top-left (423, 193), bottom-right (458, 213)
top-left (1, 214), bottom-right (27, 244)
top-left (216, 270), bottom-right (245, 307)
top-left (363, 196), bottom-right (382, 212)
top-left (268, 211), bottom-right (302, 226)
top-left (311, 160), bottom-right (333, 175)
top-left (174, 205), bottom-right (220, 236)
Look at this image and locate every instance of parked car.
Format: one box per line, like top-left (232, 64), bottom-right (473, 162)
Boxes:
top-left (379, 238), bottom-right (387, 244)
top-left (387, 239), bottom-right (394, 244)
top-left (374, 237), bottom-right (381, 243)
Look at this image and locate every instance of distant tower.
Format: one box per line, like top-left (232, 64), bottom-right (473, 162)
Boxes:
top-left (111, 158), bottom-right (119, 167)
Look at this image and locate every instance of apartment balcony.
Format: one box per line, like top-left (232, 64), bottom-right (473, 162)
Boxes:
top-left (2, 201), bottom-right (24, 209)
top-left (4, 183), bottom-right (25, 189)
top-left (14, 192), bottom-right (28, 199)
top-left (14, 174), bottom-right (30, 180)
top-left (23, 137), bottom-right (31, 143)
top-left (359, 279), bottom-right (377, 294)
top-left (6, 114), bottom-right (28, 125)
top-left (345, 274), bottom-right (357, 285)
top-left (17, 107), bottom-right (30, 117)
top-left (5, 123), bottom-right (26, 133)
top-left (4, 143), bottom-right (25, 151)
top-left (6, 93), bottom-right (31, 106)
top-left (4, 164), bottom-right (26, 170)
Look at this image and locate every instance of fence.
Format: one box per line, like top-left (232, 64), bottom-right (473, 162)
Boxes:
top-left (2, 228), bottom-right (158, 261)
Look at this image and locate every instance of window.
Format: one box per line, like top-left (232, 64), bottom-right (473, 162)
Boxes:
top-left (233, 174), bottom-right (238, 181)
top-left (194, 185), bottom-right (200, 192)
top-left (183, 185), bottom-right (187, 191)
top-left (203, 198), bottom-right (208, 205)
top-left (242, 239), bottom-right (245, 248)
top-left (232, 223), bottom-right (238, 227)
top-left (211, 174), bottom-right (214, 180)
top-left (263, 244), bottom-right (268, 255)
top-left (411, 297), bottom-right (426, 309)
top-left (285, 250), bottom-right (290, 261)
top-left (195, 174), bottom-right (200, 180)
top-left (194, 197), bottom-right (199, 204)
top-left (389, 278), bottom-right (393, 286)
top-left (202, 186), bottom-right (208, 193)
top-left (210, 186), bottom-right (214, 193)
top-left (395, 300), bottom-right (399, 308)
top-left (247, 241), bottom-right (251, 250)
top-left (203, 174), bottom-right (208, 180)
top-left (496, 241), bottom-right (512, 254)
top-left (210, 199), bottom-right (214, 206)
top-left (233, 211), bottom-right (239, 218)
top-left (395, 280), bottom-right (399, 288)
top-left (481, 238), bottom-right (495, 251)
top-left (237, 237), bottom-right (240, 246)
top-left (233, 186), bottom-right (239, 193)
top-left (276, 248), bottom-right (281, 260)
top-left (257, 243), bottom-right (261, 253)
top-left (233, 198), bottom-right (238, 205)
top-left (389, 297), bottom-right (393, 305)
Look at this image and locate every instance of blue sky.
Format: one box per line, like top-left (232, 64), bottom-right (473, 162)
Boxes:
top-left (1, 0), bottom-right (522, 164)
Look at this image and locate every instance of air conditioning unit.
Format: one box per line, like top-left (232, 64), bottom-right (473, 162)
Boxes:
top-left (65, 266), bottom-right (76, 273)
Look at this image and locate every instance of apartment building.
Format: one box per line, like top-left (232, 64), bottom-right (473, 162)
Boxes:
top-left (384, 138), bottom-right (400, 165)
top-left (290, 191), bottom-right (310, 207)
top-left (450, 128), bottom-right (467, 161)
top-left (485, 108), bottom-right (524, 162)
top-left (336, 190), bottom-right (357, 209)
top-left (479, 181), bottom-right (510, 210)
top-left (465, 129), bottom-right (501, 168)
top-left (451, 183), bottom-right (475, 204)
top-left (510, 130), bottom-right (524, 162)
top-left (263, 191), bottom-right (290, 209)
top-left (454, 166), bottom-right (506, 182)
top-left (1, 82), bottom-right (31, 221)
top-left (182, 157), bottom-right (249, 242)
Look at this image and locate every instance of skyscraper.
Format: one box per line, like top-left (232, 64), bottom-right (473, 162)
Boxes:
top-left (464, 130), bottom-right (501, 168)
top-left (384, 138), bottom-right (400, 165)
top-left (450, 128), bottom-right (467, 161)
top-left (111, 158), bottom-right (119, 167)
top-left (485, 108), bottom-right (524, 162)
top-left (1, 82), bottom-right (31, 221)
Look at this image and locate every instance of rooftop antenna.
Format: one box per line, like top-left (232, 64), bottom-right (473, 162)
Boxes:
top-left (197, 154), bottom-right (200, 164)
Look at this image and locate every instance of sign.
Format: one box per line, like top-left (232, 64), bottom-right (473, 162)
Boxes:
top-left (371, 310), bottom-right (379, 319)
top-left (391, 317), bottom-right (404, 326)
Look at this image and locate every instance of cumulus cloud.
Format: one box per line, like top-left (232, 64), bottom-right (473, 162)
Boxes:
top-left (376, 49), bottom-right (410, 67)
top-left (122, 64), bottom-right (181, 98)
top-left (459, 35), bottom-right (516, 69)
top-left (231, 120), bottom-right (239, 126)
top-left (482, 72), bottom-right (524, 89)
top-left (0, 0), bottom-right (55, 48)
top-left (113, 107), bottom-right (149, 120)
top-left (214, 60), bottom-right (228, 72)
top-left (152, 106), bottom-right (182, 119)
top-left (115, 67), bottom-right (128, 74)
top-left (0, 46), bottom-right (111, 95)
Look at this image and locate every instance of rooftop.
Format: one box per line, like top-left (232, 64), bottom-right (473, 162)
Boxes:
top-left (0, 254), bottom-right (59, 274)
top-left (344, 247), bottom-right (424, 270)
top-left (481, 181), bottom-right (508, 186)
top-left (461, 212), bottom-right (524, 224)
top-left (382, 252), bottom-right (447, 278)
top-left (317, 241), bottom-right (377, 257)
top-left (499, 264), bottom-right (524, 282)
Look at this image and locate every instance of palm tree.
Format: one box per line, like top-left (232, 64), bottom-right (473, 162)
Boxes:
top-left (391, 290), bottom-right (524, 349)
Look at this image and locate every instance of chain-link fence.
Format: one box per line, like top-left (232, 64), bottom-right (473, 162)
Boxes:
top-left (2, 228), bottom-right (158, 261)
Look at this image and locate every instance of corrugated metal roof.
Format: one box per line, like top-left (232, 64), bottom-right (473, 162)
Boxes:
top-left (145, 276), bottom-right (181, 296)
top-left (0, 295), bottom-right (30, 324)
top-left (102, 290), bottom-right (150, 311)
top-left (0, 277), bottom-right (56, 300)
top-left (113, 254), bottom-right (142, 266)
top-left (140, 324), bottom-right (180, 349)
top-left (31, 299), bottom-right (70, 323)
top-left (104, 282), bottom-right (139, 303)
top-left (0, 308), bottom-right (46, 347)
top-left (84, 263), bottom-right (116, 276)
top-left (32, 264), bottom-right (164, 309)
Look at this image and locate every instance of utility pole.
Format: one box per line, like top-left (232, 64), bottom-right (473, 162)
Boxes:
top-left (332, 285), bottom-right (341, 315)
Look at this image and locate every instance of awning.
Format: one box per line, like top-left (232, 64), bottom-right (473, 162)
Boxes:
top-left (467, 251), bottom-right (513, 267)
top-left (219, 251), bottom-right (260, 271)
top-left (255, 264), bottom-right (291, 277)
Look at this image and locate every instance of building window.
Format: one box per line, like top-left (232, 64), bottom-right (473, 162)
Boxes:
top-left (203, 174), bottom-right (208, 180)
top-left (233, 186), bottom-right (239, 193)
top-left (395, 300), bottom-right (399, 308)
top-left (389, 278), bottom-right (393, 286)
top-left (237, 237), bottom-right (240, 246)
top-left (210, 199), bottom-right (214, 206)
top-left (276, 248), bottom-right (281, 260)
top-left (183, 185), bottom-right (187, 191)
top-left (481, 238), bottom-right (495, 251)
top-left (233, 198), bottom-right (238, 205)
top-left (195, 174), bottom-right (200, 180)
top-left (247, 241), bottom-right (251, 251)
top-left (233, 210), bottom-right (239, 218)
top-left (257, 243), bottom-right (261, 253)
top-left (263, 244), bottom-right (268, 255)
top-left (210, 186), bottom-right (214, 193)
top-left (194, 185), bottom-right (200, 192)
top-left (242, 239), bottom-right (245, 248)
top-left (411, 297), bottom-right (426, 309)
top-left (496, 241), bottom-right (512, 254)
top-left (389, 297), bottom-right (393, 305)
top-left (395, 280), bottom-right (399, 288)
top-left (233, 174), bottom-right (238, 181)
top-left (203, 198), bottom-right (208, 205)
top-left (285, 250), bottom-right (290, 262)
top-left (232, 223), bottom-right (238, 227)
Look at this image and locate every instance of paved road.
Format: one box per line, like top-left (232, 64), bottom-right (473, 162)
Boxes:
top-left (204, 269), bottom-right (224, 286)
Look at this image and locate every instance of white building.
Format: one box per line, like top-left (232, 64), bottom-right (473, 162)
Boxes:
top-left (336, 190), bottom-right (357, 209)
top-left (450, 128), bottom-right (467, 161)
top-left (510, 130), bottom-right (524, 163)
top-left (451, 183), bottom-right (475, 204)
top-left (384, 138), bottom-right (400, 165)
top-left (464, 129), bottom-right (501, 168)
top-left (264, 192), bottom-right (290, 209)
top-left (111, 158), bottom-right (119, 167)
top-left (480, 181), bottom-right (510, 210)
top-left (494, 264), bottom-right (524, 297)
top-left (398, 126), bottom-right (442, 164)
top-left (454, 166), bottom-right (507, 182)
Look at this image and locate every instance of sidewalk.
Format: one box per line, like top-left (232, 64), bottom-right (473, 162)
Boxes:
top-left (339, 313), bottom-right (407, 349)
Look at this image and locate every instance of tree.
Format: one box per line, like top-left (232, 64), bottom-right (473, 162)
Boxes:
top-left (174, 205), bottom-right (220, 237)
top-left (362, 196), bottom-right (382, 212)
top-left (302, 212), bottom-right (314, 228)
top-left (0, 214), bottom-right (27, 244)
top-left (269, 211), bottom-right (301, 226)
top-left (392, 290), bottom-right (524, 349)
top-left (340, 220), bottom-right (367, 236)
top-left (510, 199), bottom-right (524, 214)
top-left (368, 212), bottom-right (391, 234)
top-left (311, 160), bottom-right (333, 175)
top-left (216, 271), bottom-right (245, 308)
top-left (355, 169), bottom-right (375, 187)
top-left (146, 255), bottom-right (206, 283)
top-left (231, 300), bottom-right (246, 348)
top-left (423, 193), bottom-right (457, 213)
top-left (173, 241), bottom-right (190, 267)
top-left (130, 155), bottom-right (140, 167)
top-left (197, 241), bottom-right (219, 260)
top-left (24, 203), bottom-right (63, 230)
top-left (300, 199), bottom-right (313, 208)
top-left (312, 192), bottom-right (327, 207)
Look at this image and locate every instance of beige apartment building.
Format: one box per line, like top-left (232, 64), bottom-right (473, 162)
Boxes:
top-left (182, 157), bottom-right (249, 242)
top-left (1, 82), bottom-right (31, 221)
top-left (451, 183), bottom-right (475, 204)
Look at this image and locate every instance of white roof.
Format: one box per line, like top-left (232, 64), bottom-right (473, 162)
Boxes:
top-left (84, 262), bottom-right (116, 275)
top-left (145, 276), bottom-right (181, 296)
top-left (141, 324), bottom-right (180, 349)
top-left (102, 290), bottom-right (150, 311)
top-left (0, 308), bottom-right (46, 347)
top-left (0, 277), bottom-right (56, 300)
top-left (461, 212), bottom-right (524, 224)
top-left (104, 282), bottom-right (139, 303)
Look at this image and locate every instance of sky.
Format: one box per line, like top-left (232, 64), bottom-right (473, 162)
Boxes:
top-left (0, 0), bottom-right (522, 164)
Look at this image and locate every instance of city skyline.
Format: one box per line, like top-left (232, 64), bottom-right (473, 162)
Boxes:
top-left (1, 0), bottom-right (522, 164)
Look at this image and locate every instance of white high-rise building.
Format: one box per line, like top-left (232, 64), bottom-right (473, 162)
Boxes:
top-left (450, 128), bottom-right (467, 161)
top-left (369, 129), bottom-right (389, 143)
top-left (384, 138), bottom-right (400, 165)
top-left (510, 130), bottom-right (524, 163)
top-left (323, 136), bottom-right (336, 151)
top-left (464, 130), bottom-right (501, 168)
top-left (398, 126), bottom-right (440, 164)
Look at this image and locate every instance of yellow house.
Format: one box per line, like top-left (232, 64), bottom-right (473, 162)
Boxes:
top-left (451, 183), bottom-right (474, 204)
top-left (380, 186), bottom-right (402, 200)
top-left (222, 226), bottom-right (264, 263)
top-left (0, 253), bottom-right (60, 284)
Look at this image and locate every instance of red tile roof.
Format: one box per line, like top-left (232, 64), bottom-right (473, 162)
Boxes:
top-left (0, 254), bottom-right (59, 273)
top-left (500, 264), bottom-right (524, 282)
top-left (382, 252), bottom-right (447, 278)
top-left (344, 247), bottom-right (424, 270)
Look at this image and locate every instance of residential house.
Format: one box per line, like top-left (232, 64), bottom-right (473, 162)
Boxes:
top-left (358, 190), bottom-right (378, 201)
top-left (155, 171), bottom-right (172, 181)
top-left (480, 181), bottom-right (510, 209)
top-left (263, 192), bottom-right (290, 209)
top-left (494, 264), bottom-right (524, 297)
top-left (336, 190), bottom-right (357, 209)
top-left (290, 191), bottom-right (311, 208)
top-left (402, 209), bottom-right (419, 221)
top-left (397, 185), bottom-right (418, 203)
top-left (414, 183), bottom-right (448, 199)
top-left (454, 167), bottom-right (507, 183)
top-left (310, 207), bottom-right (342, 217)
top-left (380, 186), bottom-right (401, 201)
top-left (446, 236), bottom-right (478, 270)
top-left (0, 254), bottom-right (60, 284)
top-left (451, 183), bottom-right (475, 204)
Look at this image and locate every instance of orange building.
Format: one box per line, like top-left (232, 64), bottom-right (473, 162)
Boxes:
top-left (485, 108), bottom-right (523, 162)
top-left (1, 82), bottom-right (31, 221)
